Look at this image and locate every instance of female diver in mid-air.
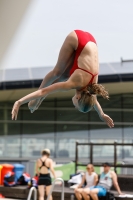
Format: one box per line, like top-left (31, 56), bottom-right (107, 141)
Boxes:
top-left (12, 30), bottom-right (114, 128)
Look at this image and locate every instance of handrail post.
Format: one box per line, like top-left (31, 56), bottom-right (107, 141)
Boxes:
top-left (75, 141), bottom-right (78, 174)
top-left (46, 178), bottom-right (64, 200)
top-left (114, 141), bottom-right (117, 173)
top-left (27, 187), bottom-right (37, 200)
top-left (90, 142), bottom-right (93, 164)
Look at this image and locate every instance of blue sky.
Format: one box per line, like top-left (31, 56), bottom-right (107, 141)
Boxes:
top-left (1, 0), bottom-right (133, 69)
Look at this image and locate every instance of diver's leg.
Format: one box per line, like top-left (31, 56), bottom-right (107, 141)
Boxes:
top-left (29, 31), bottom-right (77, 112)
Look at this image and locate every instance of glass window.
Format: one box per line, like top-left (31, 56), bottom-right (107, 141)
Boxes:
top-left (56, 125), bottom-right (89, 158)
top-left (122, 94), bottom-right (133, 108)
top-left (7, 123), bottom-right (21, 135)
top-left (90, 109), bottom-right (102, 123)
top-left (56, 109), bottom-right (89, 122)
top-left (98, 94), bottom-right (122, 109)
top-left (57, 97), bottom-right (89, 122)
top-left (92, 145), bottom-right (114, 163)
top-left (4, 135), bottom-right (21, 158)
top-left (124, 127), bottom-right (133, 143)
top-left (3, 106), bottom-right (21, 157)
top-left (22, 124), bottom-right (55, 158)
top-left (57, 99), bottom-right (73, 107)
top-left (22, 134), bottom-right (55, 158)
top-left (0, 109), bottom-right (4, 120)
top-left (117, 145), bottom-right (133, 161)
top-left (0, 129), bottom-right (4, 157)
top-left (123, 111), bottom-right (133, 123)
top-left (22, 122), bottom-right (54, 134)
top-left (22, 108), bottom-right (55, 121)
top-left (0, 124), bottom-right (4, 135)
top-left (105, 111), bottom-right (121, 122)
top-left (0, 93), bottom-right (133, 160)
top-left (90, 125), bottom-right (122, 142)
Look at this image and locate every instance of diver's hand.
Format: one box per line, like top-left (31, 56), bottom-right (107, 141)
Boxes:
top-left (100, 113), bottom-right (114, 128)
top-left (11, 101), bottom-right (21, 120)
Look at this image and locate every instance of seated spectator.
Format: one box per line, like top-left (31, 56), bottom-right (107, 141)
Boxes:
top-left (89, 162), bottom-right (124, 200)
top-left (75, 164), bottom-right (98, 200)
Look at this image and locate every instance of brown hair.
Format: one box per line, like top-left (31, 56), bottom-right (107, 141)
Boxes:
top-left (78, 83), bottom-right (109, 113)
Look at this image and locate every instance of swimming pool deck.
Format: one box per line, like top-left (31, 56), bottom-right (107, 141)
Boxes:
top-left (0, 185), bottom-right (133, 200)
top-left (0, 199), bottom-right (21, 200)
top-left (0, 175), bottom-right (133, 200)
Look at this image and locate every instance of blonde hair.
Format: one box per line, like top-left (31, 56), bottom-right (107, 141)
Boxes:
top-left (87, 164), bottom-right (95, 172)
top-left (78, 91), bottom-right (94, 113)
top-left (78, 83), bottom-right (109, 113)
top-left (41, 148), bottom-right (50, 156)
top-left (88, 83), bottom-right (109, 99)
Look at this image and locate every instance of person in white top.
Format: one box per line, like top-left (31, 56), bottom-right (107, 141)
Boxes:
top-left (75, 164), bottom-right (98, 200)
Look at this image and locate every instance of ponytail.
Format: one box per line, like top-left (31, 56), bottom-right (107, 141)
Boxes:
top-left (88, 83), bottom-right (109, 99)
top-left (78, 83), bottom-right (109, 113)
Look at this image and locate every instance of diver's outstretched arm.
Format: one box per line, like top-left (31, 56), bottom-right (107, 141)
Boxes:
top-left (94, 99), bottom-right (114, 128)
top-left (12, 80), bottom-right (76, 120)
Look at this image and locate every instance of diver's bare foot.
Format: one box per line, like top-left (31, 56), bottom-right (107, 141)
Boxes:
top-left (28, 98), bottom-right (44, 113)
top-left (28, 99), bottom-right (40, 113)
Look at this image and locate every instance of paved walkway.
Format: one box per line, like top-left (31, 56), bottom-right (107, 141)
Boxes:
top-left (0, 199), bottom-right (21, 200)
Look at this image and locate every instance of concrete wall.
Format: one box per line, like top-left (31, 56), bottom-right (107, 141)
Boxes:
top-left (0, 0), bottom-right (31, 65)
top-left (0, 81), bottom-right (133, 102)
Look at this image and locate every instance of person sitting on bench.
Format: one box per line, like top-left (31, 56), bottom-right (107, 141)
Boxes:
top-left (75, 164), bottom-right (98, 200)
top-left (88, 162), bottom-right (124, 200)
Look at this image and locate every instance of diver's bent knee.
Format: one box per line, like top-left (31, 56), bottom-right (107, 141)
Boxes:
top-left (65, 31), bottom-right (78, 49)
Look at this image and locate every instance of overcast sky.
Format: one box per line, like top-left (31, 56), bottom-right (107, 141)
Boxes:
top-left (1, 0), bottom-right (133, 69)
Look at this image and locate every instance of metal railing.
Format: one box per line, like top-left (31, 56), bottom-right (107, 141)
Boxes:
top-left (75, 141), bottom-right (133, 173)
top-left (47, 178), bottom-right (64, 200)
top-left (27, 187), bottom-right (37, 200)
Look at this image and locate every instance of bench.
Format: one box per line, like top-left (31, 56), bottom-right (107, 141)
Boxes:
top-left (0, 175), bottom-right (133, 200)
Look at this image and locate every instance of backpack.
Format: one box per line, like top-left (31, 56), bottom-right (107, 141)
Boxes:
top-left (4, 172), bottom-right (16, 187)
top-left (106, 192), bottom-right (115, 200)
top-left (28, 175), bottom-right (38, 188)
top-left (17, 173), bottom-right (31, 185)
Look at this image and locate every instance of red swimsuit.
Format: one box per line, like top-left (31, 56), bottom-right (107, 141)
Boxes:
top-left (69, 30), bottom-right (98, 86)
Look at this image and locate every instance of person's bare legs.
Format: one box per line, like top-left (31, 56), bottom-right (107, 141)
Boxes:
top-left (74, 188), bottom-right (84, 200)
top-left (46, 185), bottom-right (52, 200)
top-left (28, 31), bottom-right (77, 112)
top-left (82, 188), bottom-right (91, 200)
top-left (38, 185), bottom-right (45, 200)
top-left (89, 189), bottom-right (99, 200)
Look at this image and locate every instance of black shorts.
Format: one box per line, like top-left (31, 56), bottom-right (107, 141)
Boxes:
top-left (38, 173), bottom-right (52, 186)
